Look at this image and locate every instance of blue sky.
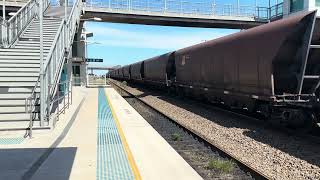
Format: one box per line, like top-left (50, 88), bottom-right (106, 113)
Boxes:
top-left (85, 0), bottom-right (280, 69)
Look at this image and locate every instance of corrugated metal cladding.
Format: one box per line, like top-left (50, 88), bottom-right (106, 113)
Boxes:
top-left (174, 10), bottom-right (316, 97)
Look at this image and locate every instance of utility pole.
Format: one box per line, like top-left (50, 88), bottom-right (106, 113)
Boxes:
top-left (39, 0), bottom-right (44, 126)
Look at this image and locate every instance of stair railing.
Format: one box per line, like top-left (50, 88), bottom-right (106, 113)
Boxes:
top-left (25, 76), bottom-right (40, 138)
top-left (25, 0), bottom-right (82, 138)
top-left (0, 0), bottom-right (49, 47)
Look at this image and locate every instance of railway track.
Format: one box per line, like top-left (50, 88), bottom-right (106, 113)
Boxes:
top-left (110, 80), bottom-right (271, 180)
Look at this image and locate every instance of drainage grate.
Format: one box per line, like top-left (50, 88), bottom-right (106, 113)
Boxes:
top-left (0, 137), bottom-right (24, 145)
top-left (97, 88), bottom-right (134, 180)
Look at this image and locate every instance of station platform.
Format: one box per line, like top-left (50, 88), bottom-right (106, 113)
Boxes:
top-left (0, 87), bottom-right (202, 180)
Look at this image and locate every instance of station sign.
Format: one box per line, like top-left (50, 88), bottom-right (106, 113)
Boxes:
top-left (86, 58), bottom-right (103, 62)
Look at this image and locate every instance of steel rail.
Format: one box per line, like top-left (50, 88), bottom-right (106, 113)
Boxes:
top-left (109, 79), bottom-right (271, 180)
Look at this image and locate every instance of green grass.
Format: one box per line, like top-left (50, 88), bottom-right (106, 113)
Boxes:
top-left (207, 159), bottom-right (234, 173)
top-left (171, 132), bottom-right (182, 141)
top-left (122, 81), bottom-right (127, 86)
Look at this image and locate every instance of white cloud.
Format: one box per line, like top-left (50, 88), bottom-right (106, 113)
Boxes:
top-left (86, 25), bottom-right (238, 50)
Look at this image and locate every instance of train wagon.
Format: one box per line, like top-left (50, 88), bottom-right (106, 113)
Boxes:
top-left (122, 65), bottom-right (131, 80)
top-left (143, 52), bottom-right (175, 86)
top-left (130, 61), bottom-right (144, 81)
top-left (111, 11), bottom-right (319, 130)
top-left (172, 10), bottom-right (318, 129)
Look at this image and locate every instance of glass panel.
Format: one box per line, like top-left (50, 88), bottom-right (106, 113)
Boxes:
top-left (290, 0), bottom-right (304, 12)
top-left (316, 0), bottom-right (320, 7)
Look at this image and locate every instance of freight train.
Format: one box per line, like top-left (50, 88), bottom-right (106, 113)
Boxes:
top-left (108, 11), bottom-right (320, 131)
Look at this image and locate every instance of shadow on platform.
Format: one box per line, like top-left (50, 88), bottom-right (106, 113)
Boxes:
top-left (0, 147), bottom-right (77, 180)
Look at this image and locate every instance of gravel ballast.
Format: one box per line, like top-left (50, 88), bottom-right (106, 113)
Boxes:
top-left (111, 80), bottom-right (320, 180)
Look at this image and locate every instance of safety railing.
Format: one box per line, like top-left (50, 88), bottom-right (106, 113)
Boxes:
top-left (72, 76), bottom-right (86, 86)
top-left (0, 0), bottom-right (49, 47)
top-left (87, 75), bottom-right (107, 87)
top-left (48, 80), bottom-right (73, 128)
top-left (24, 0), bottom-right (81, 138)
top-left (25, 76), bottom-right (40, 138)
top-left (86, 0), bottom-right (286, 21)
top-left (86, 0), bottom-right (260, 19)
top-left (40, 0), bottom-right (81, 128)
top-left (255, 2), bottom-right (283, 21)
top-left (269, 2), bottom-right (283, 20)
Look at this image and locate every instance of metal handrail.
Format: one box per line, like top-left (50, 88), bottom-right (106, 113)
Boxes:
top-left (48, 79), bottom-right (73, 128)
top-left (86, 1), bottom-right (261, 19)
top-left (24, 76), bottom-right (40, 138)
top-left (24, 0), bottom-right (82, 138)
top-left (1, 0), bottom-right (49, 47)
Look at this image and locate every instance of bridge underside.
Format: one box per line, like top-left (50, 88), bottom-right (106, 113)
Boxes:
top-left (83, 9), bottom-right (266, 29)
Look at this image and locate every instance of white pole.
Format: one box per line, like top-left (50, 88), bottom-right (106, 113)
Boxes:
top-left (2, 0), bottom-right (5, 20)
top-left (164, 0), bottom-right (167, 13)
top-left (39, 0), bottom-right (44, 126)
top-left (85, 33), bottom-right (88, 86)
top-left (255, 0), bottom-right (257, 16)
top-left (2, 0), bottom-right (5, 46)
top-left (65, 0), bottom-right (67, 21)
top-left (237, 0), bottom-right (240, 16)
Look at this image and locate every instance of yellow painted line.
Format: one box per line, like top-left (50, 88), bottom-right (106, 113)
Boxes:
top-left (105, 89), bottom-right (142, 180)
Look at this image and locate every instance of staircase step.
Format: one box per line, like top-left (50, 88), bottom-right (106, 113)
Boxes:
top-left (0, 52), bottom-right (42, 56)
top-left (0, 87), bottom-right (39, 93)
top-left (24, 30), bottom-right (57, 34)
top-left (0, 72), bottom-right (39, 77)
top-left (29, 24), bottom-right (61, 27)
top-left (34, 18), bottom-right (62, 21)
top-left (0, 60), bottom-right (41, 64)
top-left (0, 56), bottom-right (40, 60)
top-left (14, 44), bottom-right (52, 48)
top-left (27, 27), bottom-right (59, 31)
top-left (0, 113), bottom-right (37, 121)
top-left (0, 77), bottom-right (38, 82)
top-left (16, 40), bottom-right (53, 44)
top-left (0, 67), bottom-right (39, 72)
top-left (23, 33), bottom-right (56, 37)
top-left (0, 106), bottom-right (39, 114)
top-left (0, 48), bottom-right (49, 53)
top-left (21, 34), bottom-right (56, 38)
top-left (0, 64), bottom-right (40, 68)
top-left (0, 82), bottom-right (38, 87)
top-left (13, 44), bottom-right (52, 48)
top-left (0, 93), bottom-right (33, 99)
top-left (20, 37), bottom-right (55, 41)
top-left (0, 100), bottom-right (31, 106)
top-left (17, 40), bottom-right (54, 44)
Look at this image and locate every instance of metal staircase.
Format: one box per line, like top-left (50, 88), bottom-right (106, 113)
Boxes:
top-left (0, 17), bottom-right (62, 131)
top-left (0, 0), bottom-right (82, 134)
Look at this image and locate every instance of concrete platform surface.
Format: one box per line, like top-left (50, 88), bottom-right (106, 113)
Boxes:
top-left (105, 87), bottom-right (202, 180)
top-left (0, 87), bottom-right (202, 180)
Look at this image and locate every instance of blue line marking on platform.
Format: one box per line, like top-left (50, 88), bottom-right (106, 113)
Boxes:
top-left (97, 88), bottom-right (134, 180)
